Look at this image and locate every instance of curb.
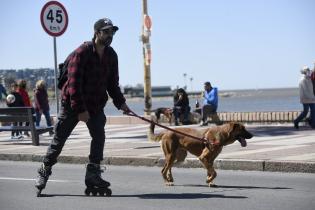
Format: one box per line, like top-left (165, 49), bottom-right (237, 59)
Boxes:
top-left (0, 153), bottom-right (314, 173)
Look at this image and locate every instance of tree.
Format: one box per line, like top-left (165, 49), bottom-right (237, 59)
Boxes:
top-left (4, 76), bottom-right (16, 89)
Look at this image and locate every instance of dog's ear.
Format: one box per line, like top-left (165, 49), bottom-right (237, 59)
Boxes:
top-left (233, 122), bottom-right (241, 130)
top-left (227, 122), bottom-right (241, 134)
top-left (228, 122), bottom-right (236, 130)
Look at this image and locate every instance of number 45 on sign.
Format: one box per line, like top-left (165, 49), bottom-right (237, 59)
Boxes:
top-left (40, 1), bottom-right (68, 37)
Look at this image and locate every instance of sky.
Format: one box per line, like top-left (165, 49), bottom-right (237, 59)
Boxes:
top-left (0, 0), bottom-right (314, 91)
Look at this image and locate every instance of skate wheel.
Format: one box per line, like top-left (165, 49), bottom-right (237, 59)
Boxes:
top-left (36, 190), bottom-right (42, 197)
top-left (92, 190), bottom-right (97, 196)
top-left (99, 191), bottom-right (105, 196)
top-left (84, 188), bottom-right (91, 196)
top-left (105, 188), bottom-right (112, 197)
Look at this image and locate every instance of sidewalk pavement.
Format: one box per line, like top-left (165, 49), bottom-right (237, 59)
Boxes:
top-left (0, 117), bottom-right (314, 173)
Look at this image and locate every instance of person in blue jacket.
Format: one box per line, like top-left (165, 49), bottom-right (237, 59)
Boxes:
top-left (201, 81), bottom-right (220, 126)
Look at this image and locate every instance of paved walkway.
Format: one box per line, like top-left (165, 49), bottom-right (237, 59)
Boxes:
top-left (0, 120), bottom-right (314, 173)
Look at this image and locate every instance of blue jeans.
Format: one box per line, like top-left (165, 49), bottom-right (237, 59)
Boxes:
top-left (35, 110), bottom-right (52, 127)
top-left (294, 103), bottom-right (315, 128)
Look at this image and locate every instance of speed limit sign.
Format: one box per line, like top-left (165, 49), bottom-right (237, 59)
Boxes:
top-left (40, 1), bottom-right (68, 37)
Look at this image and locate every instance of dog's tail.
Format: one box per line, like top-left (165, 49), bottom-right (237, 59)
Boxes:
top-left (147, 122), bottom-right (164, 142)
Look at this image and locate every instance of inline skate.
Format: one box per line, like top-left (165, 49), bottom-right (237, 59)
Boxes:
top-left (84, 163), bottom-right (112, 196)
top-left (35, 164), bottom-right (52, 197)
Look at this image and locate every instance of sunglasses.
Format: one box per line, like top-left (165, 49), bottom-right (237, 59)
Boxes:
top-left (100, 28), bottom-right (116, 36)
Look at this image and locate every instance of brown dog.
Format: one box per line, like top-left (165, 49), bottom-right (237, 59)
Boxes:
top-left (148, 122), bottom-right (253, 186)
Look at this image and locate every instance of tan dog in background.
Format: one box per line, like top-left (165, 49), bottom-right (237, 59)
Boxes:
top-left (148, 122), bottom-right (253, 186)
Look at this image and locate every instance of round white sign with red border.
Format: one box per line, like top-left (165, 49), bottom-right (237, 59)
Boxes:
top-left (40, 1), bottom-right (68, 37)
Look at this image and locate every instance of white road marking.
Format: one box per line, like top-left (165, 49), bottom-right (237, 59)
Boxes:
top-left (252, 137), bottom-right (315, 146)
top-left (141, 152), bottom-right (163, 157)
top-left (105, 125), bottom-right (149, 132)
top-left (0, 177), bottom-right (77, 183)
top-left (274, 153), bottom-right (315, 161)
top-left (0, 146), bottom-right (35, 152)
top-left (105, 148), bottom-right (135, 153)
top-left (219, 145), bottom-right (306, 157)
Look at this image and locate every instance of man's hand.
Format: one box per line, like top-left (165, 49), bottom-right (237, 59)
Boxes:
top-left (120, 103), bottom-right (131, 114)
top-left (78, 111), bottom-right (90, 122)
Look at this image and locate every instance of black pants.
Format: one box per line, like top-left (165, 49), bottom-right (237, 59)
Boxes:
top-left (11, 122), bottom-right (22, 136)
top-left (173, 106), bottom-right (190, 124)
top-left (43, 101), bottom-right (106, 166)
top-left (202, 104), bottom-right (217, 122)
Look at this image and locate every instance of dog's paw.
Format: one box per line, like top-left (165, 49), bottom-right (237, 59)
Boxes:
top-left (165, 182), bottom-right (174, 186)
top-left (208, 182), bottom-right (218, 188)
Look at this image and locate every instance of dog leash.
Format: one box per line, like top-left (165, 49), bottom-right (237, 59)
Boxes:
top-left (126, 110), bottom-right (220, 146)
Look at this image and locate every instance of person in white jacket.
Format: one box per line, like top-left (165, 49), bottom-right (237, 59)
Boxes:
top-left (294, 66), bottom-right (315, 129)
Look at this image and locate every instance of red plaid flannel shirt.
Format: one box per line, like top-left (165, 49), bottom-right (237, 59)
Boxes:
top-left (61, 41), bottom-right (126, 114)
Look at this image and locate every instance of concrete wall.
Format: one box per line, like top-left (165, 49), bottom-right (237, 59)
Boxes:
top-left (216, 111), bottom-right (302, 123)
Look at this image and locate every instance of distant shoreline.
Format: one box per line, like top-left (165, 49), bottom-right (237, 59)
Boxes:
top-left (124, 87), bottom-right (299, 100)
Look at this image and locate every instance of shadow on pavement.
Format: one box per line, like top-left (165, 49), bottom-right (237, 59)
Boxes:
top-left (178, 184), bottom-right (291, 190)
top-left (210, 185), bottom-right (291, 190)
top-left (247, 125), bottom-right (308, 137)
top-left (40, 193), bottom-right (247, 199)
top-left (107, 135), bottom-right (147, 139)
top-left (134, 193), bottom-right (247, 199)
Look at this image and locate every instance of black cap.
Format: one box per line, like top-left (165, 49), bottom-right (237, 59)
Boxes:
top-left (94, 18), bottom-right (119, 32)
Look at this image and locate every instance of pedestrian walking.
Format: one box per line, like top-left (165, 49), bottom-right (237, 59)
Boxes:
top-left (34, 80), bottom-right (53, 133)
top-left (293, 66), bottom-right (315, 129)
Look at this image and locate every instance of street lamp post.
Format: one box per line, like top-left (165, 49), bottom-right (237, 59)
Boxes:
top-left (183, 73), bottom-right (187, 90)
top-left (190, 77), bottom-right (193, 92)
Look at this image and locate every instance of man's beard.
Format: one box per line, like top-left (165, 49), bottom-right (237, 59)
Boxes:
top-left (101, 36), bottom-right (113, 47)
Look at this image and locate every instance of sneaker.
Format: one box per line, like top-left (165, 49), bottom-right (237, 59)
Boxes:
top-left (200, 121), bottom-right (208, 127)
top-left (11, 135), bottom-right (23, 140)
top-left (24, 132), bottom-right (30, 137)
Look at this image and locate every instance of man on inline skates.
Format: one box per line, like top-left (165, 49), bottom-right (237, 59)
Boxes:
top-left (35, 17), bottom-right (131, 197)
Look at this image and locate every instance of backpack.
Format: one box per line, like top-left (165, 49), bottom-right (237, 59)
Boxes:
top-left (57, 54), bottom-right (72, 90)
top-left (57, 42), bottom-right (93, 90)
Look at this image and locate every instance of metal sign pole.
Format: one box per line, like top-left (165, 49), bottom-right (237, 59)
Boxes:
top-left (41, 1), bottom-right (68, 116)
top-left (53, 37), bottom-right (59, 114)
